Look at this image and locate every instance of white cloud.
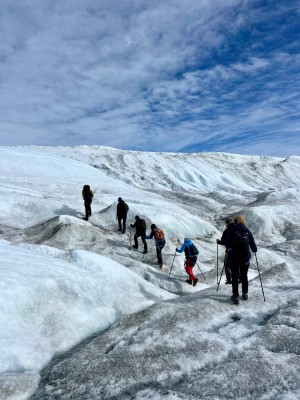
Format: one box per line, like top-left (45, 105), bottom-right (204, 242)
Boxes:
top-left (0, 0), bottom-right (299, 156)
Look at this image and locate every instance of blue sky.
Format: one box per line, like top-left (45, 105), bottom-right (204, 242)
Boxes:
top-left (0, 0), bottom-right (299, 156)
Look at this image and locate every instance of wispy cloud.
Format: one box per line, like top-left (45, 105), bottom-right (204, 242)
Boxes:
top-left (0, 0), bottom-right (299, 156)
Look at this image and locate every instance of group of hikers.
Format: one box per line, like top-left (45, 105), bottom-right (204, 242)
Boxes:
top-left (82, 185), bottom-right (258, 305)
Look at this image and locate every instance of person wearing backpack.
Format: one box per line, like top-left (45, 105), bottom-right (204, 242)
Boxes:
top-left (176, 238), bottom-right (199, 286)
top-left (82, 185), bottom-right (94, 221)
top-left (216, 217), bottom-right (235, 284)
top-left (130, 215), bottom-right (148, 254)
top-left (224, 214), bottom-right (257, 304)
top-left (146, 224), bottom-right (166, 269)
top-left (116, 197), bottom-right (129, 234)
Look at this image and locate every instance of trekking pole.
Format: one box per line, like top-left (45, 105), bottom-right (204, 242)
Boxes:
top-left (196, 262), bottom-right (208, 284)
top-left (217, 243), bottom-right (219, 286)
top-left (168, 250), bottom-right (177, 279)
top-left (129, 226), bottom-right (132, 249)
top-left (216, 263), bottom-right (225, 292)
top-left (255, 253), bottom-right (266, 302)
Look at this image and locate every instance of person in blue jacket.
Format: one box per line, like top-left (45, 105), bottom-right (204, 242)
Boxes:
top-left (146, 224), bottom-right (166, 269)
top-left (176, 238), bottom-right (199, 286)
top-left (224, 214), bottom-right (257, 304)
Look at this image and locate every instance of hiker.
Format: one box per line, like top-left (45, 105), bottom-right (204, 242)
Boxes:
top-left (116, 197), bottom-right (129, 234)
top-left (82, 185), bottom-right (94, 221)
top-left (224, 214), bottom-right (257, 304)
top-left (216, 217), bottom-right (235, 284)
top-left (130, 216), bottom-right (148, 254)
top-left (176, 238), bottom-right (199, 286)
top-left (146, 224), bottom-right (166, 269)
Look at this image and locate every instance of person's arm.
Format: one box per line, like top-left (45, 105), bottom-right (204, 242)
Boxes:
top-left (145, 230), bottom-right (154, 240)
top-left (217, 229), bottom-right (227, 245)
top-left (223, 228), bottom-right (234, 249)
top-left (176, 243), bottom-right (186, 253)
top-left (248, 230), bottom-right (257, 253)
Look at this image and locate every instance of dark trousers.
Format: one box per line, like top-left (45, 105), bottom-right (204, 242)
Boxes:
top-left (156, 246), bottom-right (163, 264)
top-left (84, 201), bottom-right (92, 219)
top-left (118, 216), bottom-right (127, 233)
top-left (134, 233), bottom-right (147, 251)
top-left (224, 254), bottom-right (232, 283)
top-left (231, 260), bottom-right (249, 297)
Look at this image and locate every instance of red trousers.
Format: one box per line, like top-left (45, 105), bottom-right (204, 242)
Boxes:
top-left (185, 258), bottom-right (197, 281)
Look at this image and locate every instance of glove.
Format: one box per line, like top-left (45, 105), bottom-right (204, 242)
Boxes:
top-left (216, 239), bottom-right (221, 244)
top-left (130, 224), bottom-right (134, 228)
top-left (175, 248), bottom-right (178, 252)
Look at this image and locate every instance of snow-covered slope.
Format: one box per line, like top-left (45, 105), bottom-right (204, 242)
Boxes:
top-left (0, 146), bottom-right (299, 400)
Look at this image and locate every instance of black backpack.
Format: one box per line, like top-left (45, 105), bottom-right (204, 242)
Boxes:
top-left (188, 243), bottom-right (199, 257)
top-left (138, 219), bottom-right (146, 231)
top-left (120, 202), bottom-right (129, 214)
top-left (232, 228), bottom-right (250, 256)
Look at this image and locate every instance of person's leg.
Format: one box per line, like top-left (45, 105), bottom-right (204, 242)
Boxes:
top-left (118, 218), bottom-right (122, 231)
top-left (230, 262), bottom-right (239, 297)
top-left (240, 261), bottom-right (249, 297)
top-left (141, 233), bottom-right (148, 252)
top-left (84, 201), bottom-right (89, 220)
top-left (185, 259), bottom-right (197, 281)
top-left (225, 255), bottom-right (232, 283)
top-left (122, 216), bottom-right (127, 234)
top-left (133, 234), bottom-right (138, 248)
top-left (156, 246), bottom-right (163, 266)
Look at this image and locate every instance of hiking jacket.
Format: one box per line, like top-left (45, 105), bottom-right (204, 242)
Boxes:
top-left (219, 223), bottom-right (235, 249)
top-left (82, 190), bottom-right (94, 202)
top-left (224, 223), bottom-right (257, 262)
top-left (146, 226), bottom-right (166, 247)
top-left (176, 239), bottom-right (196, 259)
top-left (117, 201), bottom-right (129, 218)
top-left (131, 218), bottom-right (146, 234)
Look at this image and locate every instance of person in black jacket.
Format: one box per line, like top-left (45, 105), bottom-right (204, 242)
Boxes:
top-left (224, 214), bottom-right (257, 304)
top-left (82, 185), bottom-right (94, 221)
top-left (217, 217), bottom-right (235, 284)
top-left (116, 197), bottom-right (129, 234)
top-left (130, 215), bottom-right (148, 254)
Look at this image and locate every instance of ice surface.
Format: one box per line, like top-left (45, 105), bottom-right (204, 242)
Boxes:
top-left (0, 146), bottom-right (299, 399)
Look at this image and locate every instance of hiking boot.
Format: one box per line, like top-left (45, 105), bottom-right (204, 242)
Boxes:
top-left (132, 245), bottom-right (138, 249)
top-left (186, 279), bottom-right (193, 285)
top-left (118, 228), bottom-right (122, 232)
top-left (231, 295), bottom-right (239, 305)
top-left (193, 278), bottom-right (199, 287)
top-left (143, 250), bottom-right (148, 254)
top-left (159, 263), bottom-right (163, 269)
top-left (225, 280), bottom-right (232, 284)
top-left (242, 293), bottom-right (248, 301)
